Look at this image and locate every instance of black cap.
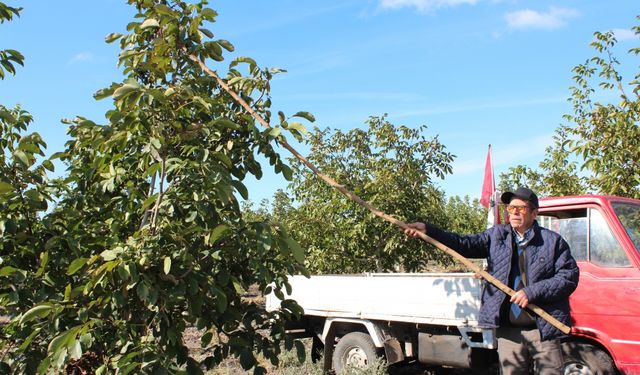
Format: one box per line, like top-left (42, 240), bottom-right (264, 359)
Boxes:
top-left (501, 187), bottom-right (539, 208)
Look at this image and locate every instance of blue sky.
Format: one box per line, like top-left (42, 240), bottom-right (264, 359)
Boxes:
top-left (1, 1), bottom-right (638, 204)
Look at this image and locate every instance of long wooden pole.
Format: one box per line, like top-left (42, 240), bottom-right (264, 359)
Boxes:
top-left (188, 54), bottom-right (571, 335)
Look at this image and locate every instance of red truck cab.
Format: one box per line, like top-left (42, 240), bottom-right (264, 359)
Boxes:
top-left (537, 195), bottom-right (640, 375)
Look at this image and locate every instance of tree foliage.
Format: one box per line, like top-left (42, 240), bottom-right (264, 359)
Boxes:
top-left (286, 115), bottom-right (456, 273)
top-left (500, 17), bottom-right (640, 199)
top-left (1, 1), bottom-right (308, 373)
top-left (498, 128), bottom-right (585, 197)
top-left (0, 2), bottom-right (23, 80)
top-left (443, 195), bottom-right (487, 236)
top-left (561, 22), bottom-right (640, 198)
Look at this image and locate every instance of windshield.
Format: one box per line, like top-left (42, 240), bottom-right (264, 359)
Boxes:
top-left (611, 202), bottom-right (640, 254)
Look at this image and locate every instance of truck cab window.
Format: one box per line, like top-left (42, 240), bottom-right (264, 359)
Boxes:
top-left (590, 209), bottom-right (630, 267)
top-left (611, 202), bottom-right (640, 255)
top-left (538, 208), bottom-right (630, 266)
top-left (538, 211), bottom-right (588, 261)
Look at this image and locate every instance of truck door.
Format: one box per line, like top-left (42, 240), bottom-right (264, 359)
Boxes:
top-left (539, 204), bottom-right (640, 372)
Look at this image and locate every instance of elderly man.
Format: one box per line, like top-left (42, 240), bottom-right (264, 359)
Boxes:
top-left (405, 187), bottom-right (579, 374)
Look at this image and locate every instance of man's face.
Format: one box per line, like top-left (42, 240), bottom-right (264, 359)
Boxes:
top-left (507, 198), bottom-right (537, 233)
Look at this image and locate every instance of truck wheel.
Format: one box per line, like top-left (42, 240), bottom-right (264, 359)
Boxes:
top-left (332, 332), bottom-right (379, 373)
top-left (562, 342), bottom-right (618, 375)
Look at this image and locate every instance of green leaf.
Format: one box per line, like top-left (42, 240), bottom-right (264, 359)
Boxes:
top-left (268, 127), bottom-right (281, 138)
top-left (140, 18), bottom-right (160, 29)
top-left (0, 266), bottom-right (20, 277)
top-left (49, 152), bottom-right (68, 160)
top-left (213, 287), bottom-right (227, 313)
top-left (230, 56), bottom-right (257, 70)
top-left (206, 224), bottom-right (229, 245)
top-left (136, 282), bottom-right (149, 301)
top-left (25, 189), bottom-right (42, 204)
top-left (213, 118), bottom-right (241, 131)
top-left (163, 257), bottom-right (171, 275)
top-left (0, 181), bottom-right (13, 194)
top-left (154, 4), bottom-right (175, 16)
top-left (227, 76), bottom-right (243, 86)
top-left (42, 160), bottom-right (55, 172)
top-left (201, 331), bottom-right (213, 347)
top-left (48, 326), bottom-right (80, 354)
top-left (113, 83), bottom-right (141, 100)
top-left (292, 111), bottom-right (315, 122)
top-left (144, 162), bottom-right (161, 177)
top-left (212, 152), bottom-right (233, 168)
top-left (13, 149), bottom-right (30, 166)
top-left (281, 165), bottom-right (293, 181)
top-left (94, 87), bottom-right (115, 100)
top-left (204, 41), bottom-right (223, 60)
top-left (64, 283), bottom-right (72, 301)
top-left (35, 251), bottom-right (49, 277)
top-left (20, 303), bottom-right (55, 325)
top-left (231, 276), bottom-right (243, 294)
top-left (199, 28), bottom-right (214, 38)
top-left (217, 39), bottom-right (235, 52)
top-left (69, 340), bottom-right (82, 360)
top-left (105, 32), bottom-right (123, 43)
top-left (231, 180), bottom-right (248, 200)
top-left (37, 356), bottom-right (51, 374)
top-left (101, 250), bottom-right (117, 261)
top-left (284, 237), bottom-right (305, 264)
top-left (0, 109), bottom-right (16, 123)
top-left (17, 327), bottom-right (41, 353)
top-left (201, 8), bottom-right (218, 21)
top-left (239, 349), bottom-right (256, 370)
top-left (141, 193), bottom-right (158, 210)
top-left (295, 340), bottom-right (306, 364)
top-left (287, 122), bottom-right (308, 135)
top-left (185, 210), bottom-right (198, 223)
top-left (67, 258), bottom-right (89, 275)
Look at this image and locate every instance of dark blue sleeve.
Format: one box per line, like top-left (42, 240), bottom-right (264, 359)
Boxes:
top-left (425, 224), bottom-right (491, 259)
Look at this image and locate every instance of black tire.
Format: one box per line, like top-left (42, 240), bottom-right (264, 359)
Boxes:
top-left (332, 332), bottom-right (379, 373)
top-left (562, 341), bottom-right (619, 375)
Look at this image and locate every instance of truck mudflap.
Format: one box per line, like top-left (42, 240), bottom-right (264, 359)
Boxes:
top-left (418, 327), bottom-right (496, 369)
top-left (457, 326), bottom-right (497, 349)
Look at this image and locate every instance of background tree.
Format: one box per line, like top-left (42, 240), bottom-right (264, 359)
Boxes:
top-left (501, 17), bottom-right (639, 198)
top-left (0, 3), bottom-right (55, 373)
top-left (442, 195), bottom-right (487, 236)
top-left (1, 1), bottom-right (308, 373)
top-left (241, 190), bottom-right (293, 224)
top-left (562, 22), bottom-right (640, 198)
top-left (0, 2), bottom-right (23, 80)
top-left (498, 129), bottom-right (586, 197)
top-left (498, 165), bottom-right (543, 195)
top-left (287, 115), bottom-right (456, 273)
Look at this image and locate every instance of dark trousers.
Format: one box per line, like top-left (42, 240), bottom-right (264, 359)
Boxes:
top-left (496, 326), bottom-right (564, 375)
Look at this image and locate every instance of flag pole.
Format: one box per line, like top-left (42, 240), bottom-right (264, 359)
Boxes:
top-left (481, 144), bottom-right (499, 227)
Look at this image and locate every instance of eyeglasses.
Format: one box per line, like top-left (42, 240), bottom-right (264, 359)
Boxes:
top-left (506, 204), bottom-right (530, 214)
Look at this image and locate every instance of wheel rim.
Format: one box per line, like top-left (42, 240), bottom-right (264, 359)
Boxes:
top-left (345, 346), bottom-right (369, 368)
top-left (564, 361), bottom-right (594, 375)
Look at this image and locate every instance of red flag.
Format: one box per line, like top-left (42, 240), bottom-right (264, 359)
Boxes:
top-left (480, 145), bottom-right (500, 226)
top-left (480, 145), bottom-right (494, 209)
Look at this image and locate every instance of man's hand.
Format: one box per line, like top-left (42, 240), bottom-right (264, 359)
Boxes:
top-left (404, 222), bottom-right (426, 238)
top-left (510, 289), bottom-right (529, 308)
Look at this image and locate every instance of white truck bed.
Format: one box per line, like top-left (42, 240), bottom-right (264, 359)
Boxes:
top-left (267, 273), bottom-right (483, 327)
